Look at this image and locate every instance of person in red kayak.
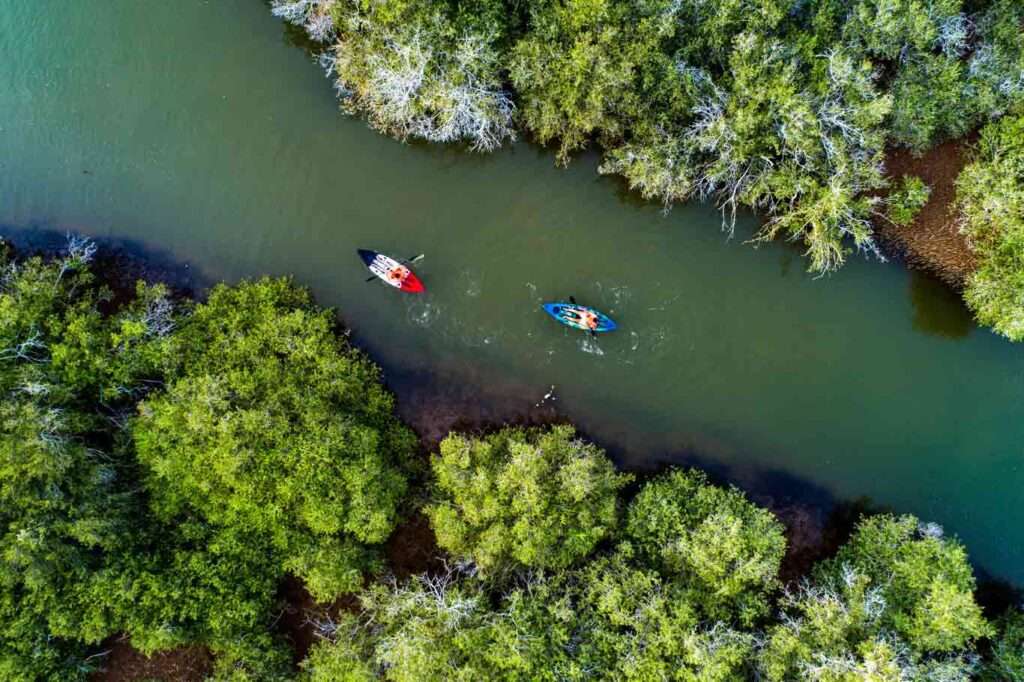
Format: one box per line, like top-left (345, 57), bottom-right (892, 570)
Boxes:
top-left (388, 264), bottom-right (410, 285)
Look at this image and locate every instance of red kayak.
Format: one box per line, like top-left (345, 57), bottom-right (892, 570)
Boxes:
top-left (357, 249), bottom-right (425, 293)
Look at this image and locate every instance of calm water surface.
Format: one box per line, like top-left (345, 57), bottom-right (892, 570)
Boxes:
top-left (2, 1), bottom-right (1022, 583)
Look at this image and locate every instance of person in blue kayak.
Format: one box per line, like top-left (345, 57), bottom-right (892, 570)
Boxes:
top-left (568, 307), bottom-right (598, 330)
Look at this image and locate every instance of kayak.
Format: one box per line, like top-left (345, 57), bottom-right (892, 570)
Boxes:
top-left (542, 302), bottom-right (617, 333)
top-left (358, 249), bottom-right (425, 293)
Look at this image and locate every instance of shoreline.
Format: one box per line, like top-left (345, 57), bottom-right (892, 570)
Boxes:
top-left (875, 139), bottom-right (978, 289)
top-left (4, 228), bottom-right (1016, 681)
top-left (5, 228), bottom-right (1013, 577)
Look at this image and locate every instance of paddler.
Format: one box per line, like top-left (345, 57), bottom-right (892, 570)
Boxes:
top-left (388, 264), bottom-right (410, 284)
top-left (568, 307), bottom-right (598, 330)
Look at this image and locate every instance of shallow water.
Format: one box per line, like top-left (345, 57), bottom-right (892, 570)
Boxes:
top-left (2, 1), bottom-right (1022, 583)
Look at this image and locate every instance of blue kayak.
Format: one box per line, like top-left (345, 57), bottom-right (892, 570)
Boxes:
top-left (543, 302), bottom-right (617, 333)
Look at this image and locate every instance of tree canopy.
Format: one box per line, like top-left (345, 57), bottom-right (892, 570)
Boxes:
top-left (760, 514), bottom-right (991, 680)
top-left (983, 608), bottom-right (1024, 681)
top-left (0, 243), bottom-right (1013, 679)
top-left (817, 514), bottom-right (992, 653)
top-left (426, 425), bottom-right (630, 574)
top-left (134, 277), bottom-right (414, 600)
top-left (624, 468), bottom-right (786, 626)
top-left (273, 0), bottom-right (1024, 281)
top-left (0, 243), bottom-right (170, 680)
top-left (956, 110), bottom-right (1024, 341)
top-left (0, 245), bottom-right (413, 679)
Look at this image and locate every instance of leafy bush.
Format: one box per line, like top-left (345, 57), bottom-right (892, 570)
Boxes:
top-left (887, 175), bottom-right (931, 226)
top-left (0, 242), bottom-right (171, 680)
top-left (841, 0), bottom-right (963, 61)
top-left (519, 554), bottom-right (758, 680)
top-left (956, 111), bottom-right (1024, 340)
top-left (426, 424), bottom-right (630, 573)
top-left (270, 0), bottom-right (1024, 281)
top-left (966, 0), bottom-right (1024, 121)
top-left (760, 564), bottom-right (980, 680)
top-left (509, 0), bottom-right (673, 163)
top-left (134, 277), bottom-right (414, 600)
top-left (889, 53), bottom-right (972, 152)
top-left (817, 514), bottom-right (991, 653)
top-left (304, 555), bottom-right (757, 681)
top-left (0, 396), bottom-right (120, 681)
top-left (624, 468), bottom-right (785, 626)
top-left (983, 608), bottom-right (1024, 681)
top-left (302, 568), bottom-right (525, 681)
top-left (325, 1), bottom-right (514, 151)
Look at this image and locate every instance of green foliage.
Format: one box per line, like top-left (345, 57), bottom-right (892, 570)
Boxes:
top-left (956, 111), bottom-right (1024, 340)
top-left (509, 0), bottom-right (679, 163)
top-left (303, 570), bottom-right (526, 682)
top-left (887, 175), bottom-right (931, 226)
top-left (983, 608), bottom-right (1024, 681)
top-left (134, 277), bottom-right (414, 599)
top-left (84, 521), bottom-right (286, 659)
top-left (1, 247), bottom-right (416, 678)
top-left (967, 0), bottom-right (1024, 121)
top-left (426, 424), bottom-right (630, 573)
top-left (624, 468), bottom-right (785, 626)
top-left (305, 556), bottom-right (757, 681)
top-left (0, 244), bottom-right (167, 680)
top-left (518, 554), bottom-right (758, 680)
top-left (818, 514), bottom-right (991, 653)
top-left (690, 36), bottom-right (891, 271)
top-left (880, 0), bottom-right (1024, 151)
top-left (673, 0), bottom-right (792, 67)
top-left (0, 397), bottom-right (113, 681)
top-left (760, 566), bottom-right (979, 680)
top-left (889, 54), bottom-right (971, 152)
top-left (841, 0), bottom-right (962, 61)
top-left (273, 0), bottom-right (1024, 279)
top-left (325, 0), bottom-right (515, 151)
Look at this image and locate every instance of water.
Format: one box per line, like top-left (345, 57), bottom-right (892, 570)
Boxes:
top-left (2, 1), bottom-right (1022, 584)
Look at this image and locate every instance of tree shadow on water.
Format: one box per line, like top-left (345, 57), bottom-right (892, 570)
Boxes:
top-left (2, 222), bottom-right (211, 300)
top-left (614, 446), bottom-right (895, 584)
top-left (909, 269), bottom-right (973, 339)
top-left (974, 571), bottom-right (1024, 620)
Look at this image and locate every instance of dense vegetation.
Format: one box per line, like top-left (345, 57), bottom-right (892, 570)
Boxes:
top-left (887, 175), bottom-right (931, 227)
top-left (0, 241), bottom-right (411, 680)
top-left (2, 242), bottom-right (1022, 680)
top-left (306, 482), bottom-right (997, 680)
top-left (426, 425), bottom-right (630, 574)
top-left (273, 0), bottom-right (1024, 289)
top-left (956, 110), bottom-right (1024, 341)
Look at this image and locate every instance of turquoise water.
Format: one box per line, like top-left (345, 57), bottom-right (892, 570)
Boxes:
top-left (1, 1), bottom-right (1022, 583)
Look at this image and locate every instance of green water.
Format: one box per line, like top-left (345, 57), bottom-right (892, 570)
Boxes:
top-left (2, 1), bottom-right (1022, 584)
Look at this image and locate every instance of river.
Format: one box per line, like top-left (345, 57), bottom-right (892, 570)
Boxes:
top-left (2, 0), bottom-right (1022, 585)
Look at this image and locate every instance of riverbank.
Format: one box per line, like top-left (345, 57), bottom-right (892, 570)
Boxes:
top-left (3, 236), bottom-right (1016, 681)
top-left (877, 139), bottom-right (978, 289)
top-left (9, 0), bottom-right (1024, 594)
